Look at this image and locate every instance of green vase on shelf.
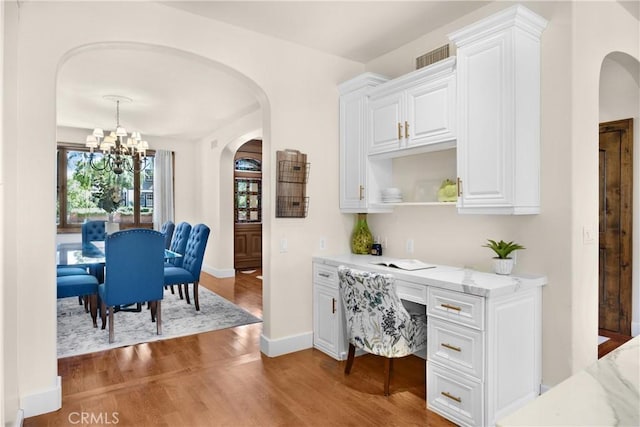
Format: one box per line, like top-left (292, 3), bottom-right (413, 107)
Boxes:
top-left (351, 213), bottom-right (373, 255)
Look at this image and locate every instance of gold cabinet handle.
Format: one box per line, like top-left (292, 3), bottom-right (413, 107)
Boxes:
top-left (359, 185), bottom-right (364, 200)
top-left (441, 391), bottom-right (462, 403)
top-left (404, 121), bottom-right (409, 138)
top-left (441, 303), bottom-right (462, 312)
top-left (332, 298), bottom-right (336, 314)
top-left (397, 122), bottom-right (402, 140)
top-left (441, 343), bottom-right (461, 352)
top-left (457, 177), bottom-right (462, 197)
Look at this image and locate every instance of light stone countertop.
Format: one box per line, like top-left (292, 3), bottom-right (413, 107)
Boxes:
top-left (313, 254), bottom-right (547, 297)
top-left (498, 335), bottom-right (640, 426)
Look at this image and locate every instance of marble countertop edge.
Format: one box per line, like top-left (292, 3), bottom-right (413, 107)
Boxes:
top-left (313, 254), bottom-right (547, 297)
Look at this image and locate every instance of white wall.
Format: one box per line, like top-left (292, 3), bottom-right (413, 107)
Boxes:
top-left (599, 53), bottom-right (640, 336)
top-left (6, 1), bottom-right (362, 416)
top-left (571, 1), bottom-right (639, 374)
top-left (362, 1), bottom-right (638, 385)
top-left (2, 1), bottom-right (20, 424)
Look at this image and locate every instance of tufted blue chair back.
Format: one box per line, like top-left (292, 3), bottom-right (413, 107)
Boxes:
top-left (102, 229), bottom-right (164, 307)
top-left (181, 224), bottom-right (210, 281)
top-left (82, 220), bottom-right (106, 243)
top-left (168, 222), bottom-right (191, 267)
top-left (160, 220), bottom-right (175, 250)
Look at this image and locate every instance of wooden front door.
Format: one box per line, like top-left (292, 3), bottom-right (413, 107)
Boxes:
top-left (598, 119), bottom-right (633, 335)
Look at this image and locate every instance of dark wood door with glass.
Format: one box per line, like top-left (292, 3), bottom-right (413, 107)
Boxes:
top-left (598, 119), bottom-right (633, 336)
top-left (234, 140), bottom-right (262, 270)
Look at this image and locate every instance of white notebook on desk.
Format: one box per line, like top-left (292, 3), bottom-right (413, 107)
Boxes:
top-left (371, 259), bottom-right (436, 271)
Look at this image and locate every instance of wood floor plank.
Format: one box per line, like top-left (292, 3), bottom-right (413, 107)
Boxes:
top-left (26, 270), bottom-right (454, 427)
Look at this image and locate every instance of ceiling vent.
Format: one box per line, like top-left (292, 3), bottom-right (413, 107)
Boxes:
top-left (416, 44), bottom-right (450, 70)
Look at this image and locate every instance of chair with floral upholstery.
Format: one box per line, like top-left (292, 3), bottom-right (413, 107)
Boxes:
top-left (337, 265), bottom-right (427, 396)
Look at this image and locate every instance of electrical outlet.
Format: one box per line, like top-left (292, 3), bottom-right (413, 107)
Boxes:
top-left (406, 238), bottom-right (414, 254)
top-left (382, 236), bottom-right (388, 248)
top-left (279, 238), bottom-right (288, 253)
top-left (319, 237), bottom-right (326, 250)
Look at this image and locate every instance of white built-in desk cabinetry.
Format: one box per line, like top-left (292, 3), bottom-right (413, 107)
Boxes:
top-left (312, 255), bottom-right (547, 427)
top-left (338, 5), bottom-right (548, 215)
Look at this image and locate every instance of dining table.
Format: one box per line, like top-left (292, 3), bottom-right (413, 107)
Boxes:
top-left (56, 240), bottom-right (182, 318)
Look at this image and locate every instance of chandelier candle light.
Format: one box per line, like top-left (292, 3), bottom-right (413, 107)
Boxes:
top-left (85, 95), bottom-right (149, 175)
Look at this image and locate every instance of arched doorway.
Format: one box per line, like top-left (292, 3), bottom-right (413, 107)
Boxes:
top-left (233, 139), bottom-right (263, 270)
top-left (597, 51), bottom-right (639, 355)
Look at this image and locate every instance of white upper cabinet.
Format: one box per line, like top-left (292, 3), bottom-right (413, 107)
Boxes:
top-left (339, 73), bottom-right (392, 213)
top-left (368, 57), bottom-right (457, 158)
top-left (450, 5), bottom-right (547, 214)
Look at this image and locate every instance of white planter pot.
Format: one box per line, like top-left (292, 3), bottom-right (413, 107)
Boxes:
top-left (492, 258), bottom-right (514, 275)
top-left (105, 221), bottom-right (120, 235)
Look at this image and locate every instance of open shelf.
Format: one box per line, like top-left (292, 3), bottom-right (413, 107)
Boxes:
top-left (371, 201), bottom-right (457, 207)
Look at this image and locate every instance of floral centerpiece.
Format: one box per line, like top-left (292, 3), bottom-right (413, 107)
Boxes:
top-left (93, 176), bottom-right (122, 221)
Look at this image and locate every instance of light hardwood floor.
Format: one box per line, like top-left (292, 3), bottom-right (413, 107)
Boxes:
top-left (26, 270), bottom-right (454, 426)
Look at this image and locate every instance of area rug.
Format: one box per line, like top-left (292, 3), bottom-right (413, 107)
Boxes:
top-left (57, 287), bottom-right (262, 358)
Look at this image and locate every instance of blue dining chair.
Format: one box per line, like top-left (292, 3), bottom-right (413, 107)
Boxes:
top-left (99, 229), bottom-right (165, 343)
top-left (160, 220), bottom-right (175, 250)
top-left (165, 221), bottom-right (191, 297)
top-left (168, 222), bottom-right (191, 268)
top-left (81, 220), bottom-right (106, 243)
top-left (164, 224), bottom-right (210, 311)
top-left (82, 220), bottom-right (107, 280)
top-left (57, 266), bottom-right (92, 311)
top-left (57, 273), bottom-right (99, 327)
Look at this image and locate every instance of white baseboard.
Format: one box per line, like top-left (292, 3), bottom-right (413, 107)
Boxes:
top-left (202, 264), bottom-right (235, 278)
top-left (260, 332), bottom-right (313, 357)
top-left (540, 383), bottom-right (551, 394)
top-left (19, 376), bottom-right (61, 418)
top-left (14, 409), bottom-right (24, 427)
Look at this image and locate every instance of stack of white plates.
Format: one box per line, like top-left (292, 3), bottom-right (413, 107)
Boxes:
top-left (381, 188), bottom-right (402, 203)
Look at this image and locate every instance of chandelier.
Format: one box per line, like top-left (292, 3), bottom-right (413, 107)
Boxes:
top-left (85, 95), bottom-right (149, 175)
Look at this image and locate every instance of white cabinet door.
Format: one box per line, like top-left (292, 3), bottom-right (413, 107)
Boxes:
top-left (339, 90), bottom-right (367, 211)
top-left (455, 33), bottom-right (512, 210)
top-left (406, 72), bottom-right (456, 149)
top-left (313, 283), bottom-right (342, 359)
top-left (338, 73), bottom-right (391, 213)
top-left (368, 58), bottom-right (457, 158)
top-left (451, 5), bottom-right (546, 215)
top-left (368, 90), bottom-right (404, 155)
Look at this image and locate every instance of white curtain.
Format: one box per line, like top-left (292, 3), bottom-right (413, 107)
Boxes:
top-left (153, 150), bottom-right (174, 230)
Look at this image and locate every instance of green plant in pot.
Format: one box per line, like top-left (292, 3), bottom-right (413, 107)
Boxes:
top-left (483, 239), bottom-right (525, 275)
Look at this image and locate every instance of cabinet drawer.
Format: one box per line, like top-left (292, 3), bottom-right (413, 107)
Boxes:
top-left (427, 287), bottom-right (485, 330)
top-left (313, 264), bottom-right (338, 288)
top-left (427, 363), bottom-right (483, 427)
top-left (396, 279), bottom-right (427, 304)
top-left (428, 318), bottom-right (484, 380)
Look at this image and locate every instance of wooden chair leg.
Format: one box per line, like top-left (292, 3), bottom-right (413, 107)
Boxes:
top-left (194, 281), bottom-right (200, 311)
top-left (384, 358), bottom-right (393, 396)
top-left (150, 301), bottom-right (157, 322)
top-left (83, 295), bottom-right (89, 313)
top-left (345, 343), bottom-right (356, 374)
top-left (184, 284), bottom-right (191, 305)
top-left (170, 285), bottom-right (175, 295)
top-left (89, 294), bottom-right (98, 328)
top-left (108, 307), bottom-right (115, 343)
top-left (156, 300), bottom-right (162, 335)
top-left (100, 301), bottom-right (107, 330)
top-left (78, 296), bottom-right (83, 306)
top-left (178, 284), bottom-right (184, 300)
